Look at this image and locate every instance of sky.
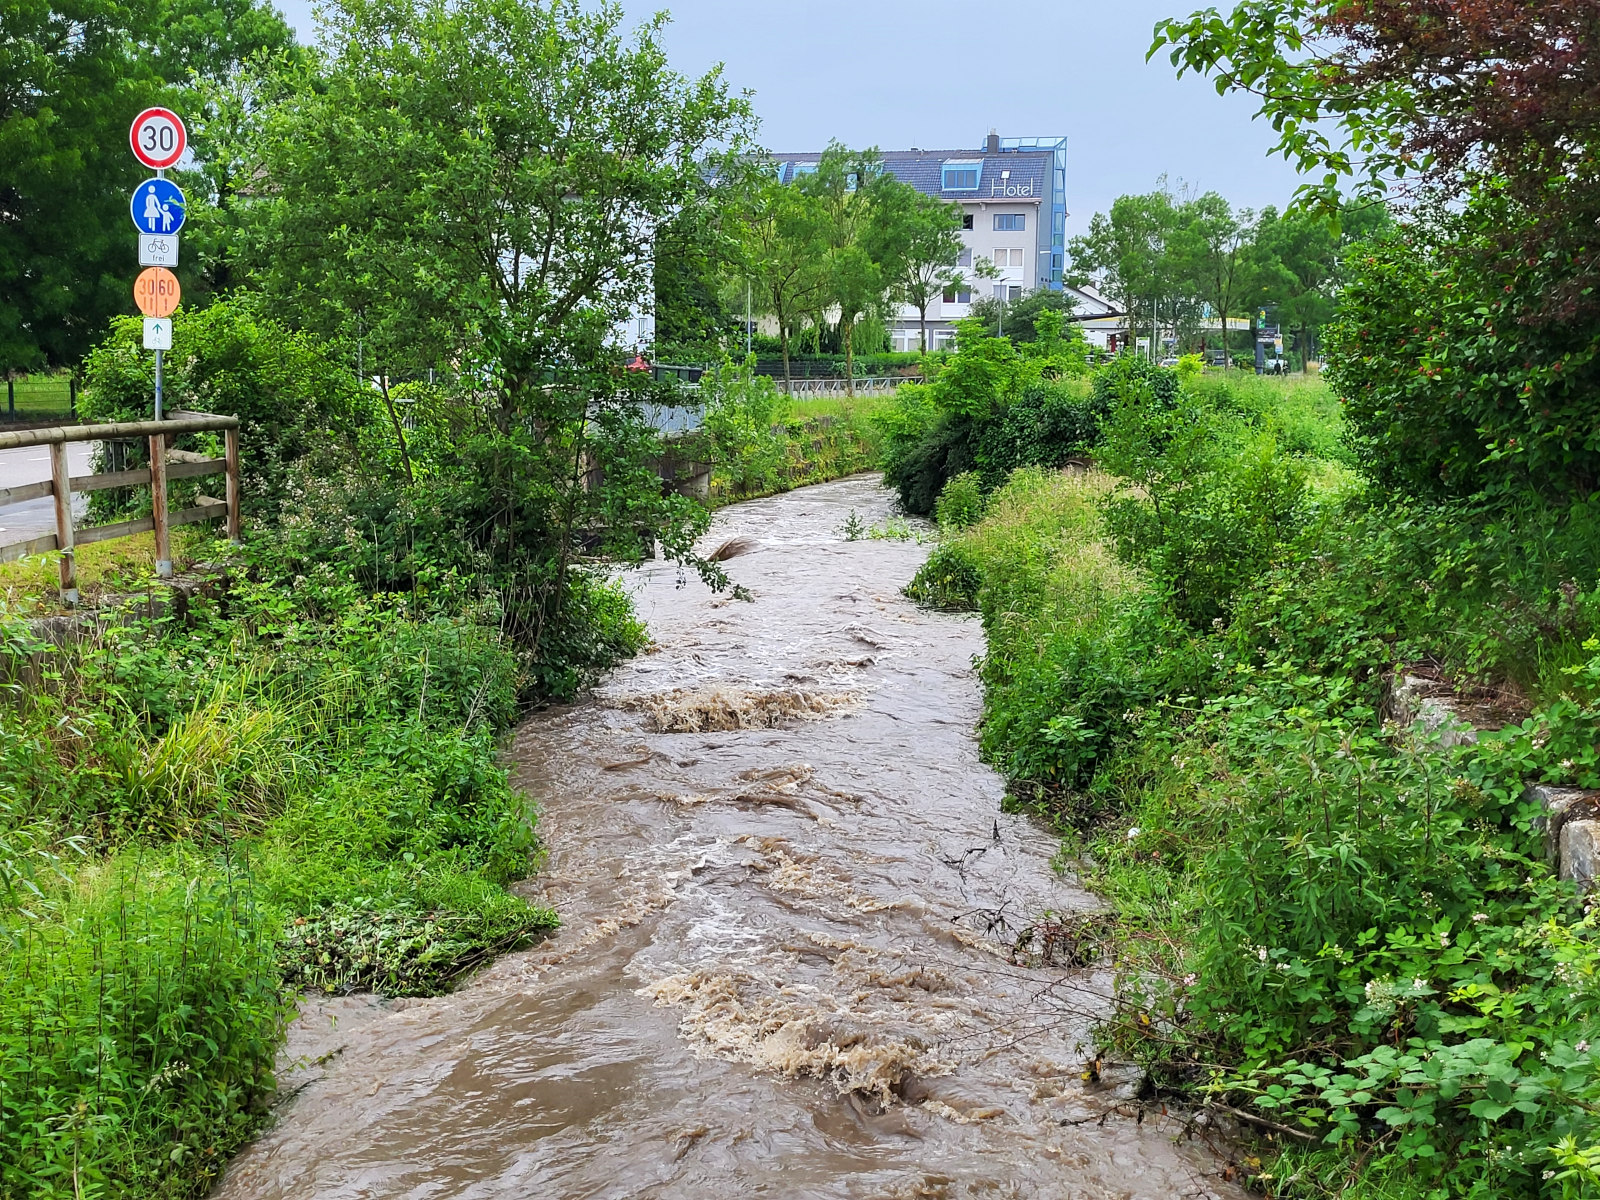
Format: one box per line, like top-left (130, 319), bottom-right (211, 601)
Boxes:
top-left (271, 0), bottom-right (1306, 238)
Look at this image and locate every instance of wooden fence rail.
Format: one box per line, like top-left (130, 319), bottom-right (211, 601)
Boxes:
top-left (0, 413), bottom-right (241, 605)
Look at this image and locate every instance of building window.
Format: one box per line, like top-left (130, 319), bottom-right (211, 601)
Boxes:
top-left (934, 330), bottom-right (958, 351)
top-left (1009, 284), bottom-right (1023, 301)
top-left (993, 248), bottom-right (1023, 268)
top-left (958, 248), bottom-right (972, 267)
top-left (942, 287), bottom-right (972, 305)
top-left (994, 213), bottom-right (1026, 232)
top-left (961, 213), bottom-right (974, 230)
top-left (942, 160), bottom-right (982, 190)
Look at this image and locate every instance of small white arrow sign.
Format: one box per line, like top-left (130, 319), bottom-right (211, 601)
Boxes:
top-left (143, 318), bottom-right (172, 351)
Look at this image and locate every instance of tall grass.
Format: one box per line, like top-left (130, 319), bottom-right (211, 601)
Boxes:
top-left (125, 675), bottom-right (306, 838)
top-left (0, 587), bottom-right (556, 1195)
top-left (0, 855), bottom-right (284, 1199)
top-left (907, 469), bottom-right (1152, 809)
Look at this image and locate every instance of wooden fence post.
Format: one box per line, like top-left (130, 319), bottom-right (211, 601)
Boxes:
top-left (49, 441), bottom-right (76, 605)
top-left (224, 428), bottom-right (241, 543)
top-left (149, 433), bottom-right (171, 578)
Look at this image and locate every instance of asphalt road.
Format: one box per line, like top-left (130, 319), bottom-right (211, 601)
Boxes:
top-left (0, 442), bottom-right (95, 547)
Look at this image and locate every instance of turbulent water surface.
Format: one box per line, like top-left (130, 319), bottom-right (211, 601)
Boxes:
top-left (216, 475), bottom-right (1239, 1200)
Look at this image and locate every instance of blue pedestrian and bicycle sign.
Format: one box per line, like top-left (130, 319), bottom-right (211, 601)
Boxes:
top-left (130, 178), bottom-right (186, 235)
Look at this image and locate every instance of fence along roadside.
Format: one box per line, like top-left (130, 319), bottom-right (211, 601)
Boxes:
top-left (0, 412), bottom-right (241, 605)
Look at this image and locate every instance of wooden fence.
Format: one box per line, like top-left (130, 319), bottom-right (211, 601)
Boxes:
top-left (0, 413), bottom-right (240, 605)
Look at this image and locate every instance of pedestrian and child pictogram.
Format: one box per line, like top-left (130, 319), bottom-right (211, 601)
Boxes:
top-left (131, 178), bottom-right (186, 235)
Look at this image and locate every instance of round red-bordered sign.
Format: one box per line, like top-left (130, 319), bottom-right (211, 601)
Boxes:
top-left (129, 108), bottom-right (187, 170)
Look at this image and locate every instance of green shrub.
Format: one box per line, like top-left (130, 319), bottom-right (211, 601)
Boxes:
top-left (884, 410), bottom-right (981, 516)
top-left (1100, 657), bottom-right (1600, 1199)
top-left (0, 549), bottom-right (559, 1194)
top-left (1091, 352), bottom-right (1180, 416)
top-left (933, 472), bottom-right (985, 530)
top-left (700, 356), bottom-right (789, 496)
top-left (79, 297), bottom-right (360, 517)
top-left (974, 379), bottom-right (1102, 487)
top-left (1099, 383), bottom-right (1308, 628)
top-left (1328, 195), bottom-right (1600, 502)
top-left (0, 859), bottom-right (286, 1199)
top-left (903, 542), bottom-right (982, 610)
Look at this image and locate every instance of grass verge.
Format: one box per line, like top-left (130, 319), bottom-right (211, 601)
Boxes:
top-left (910, 445), bottom-right (1600, 1194)
top-left (0, 546), bottom-right (562, 1197)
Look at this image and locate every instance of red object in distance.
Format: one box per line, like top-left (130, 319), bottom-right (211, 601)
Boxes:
top-left (626, 354), bottom-right (651, 372)
top-left (130, 108), bottom-right (187, 170)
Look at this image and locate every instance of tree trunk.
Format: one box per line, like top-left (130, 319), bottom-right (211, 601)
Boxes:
top-left (377, 373), bottom-right (414, 484)
top-left (776, 294), bottom-right (793, 393)
top-left (918, 302), bottom-right (928, 354)
top-left (843, 319), bottom-right (855, 398)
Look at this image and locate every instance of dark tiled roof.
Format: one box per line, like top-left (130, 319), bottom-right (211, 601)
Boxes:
top-left (771, 147), bottom-right (1052, 201)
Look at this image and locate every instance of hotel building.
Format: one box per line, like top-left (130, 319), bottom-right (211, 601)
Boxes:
top-left (772, 133), bottom-right (1090, 351)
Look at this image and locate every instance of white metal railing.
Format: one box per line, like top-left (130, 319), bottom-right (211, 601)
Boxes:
top-left (779, 376), bottom-right (920, 396)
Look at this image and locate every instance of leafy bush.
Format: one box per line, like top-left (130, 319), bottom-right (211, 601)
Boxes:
top-left (1091, 352), bottom-right (1181, 417)
top-left (903, 542), bottom-right (983, 610)
top-left (906, 469), bottom-right (1154, 805)
top-left (1099, 376), bottom-right (1309, 628)
top-left (883, 409), bottom-right (981, 516)
top-left (79, 297), bottom-right (360, 516)
top-left (1098, 649), bottom-right (1600, 1199)
top-left (0, 539), bottom-right (558, 1195)
top-left (1328, 196), bottom-right (1600, 502)
top-left (933, 472), bottom-right (985, 530)
top-left (0, 859), bottom-right (285, 1199)
top-left (974, 379), bottom-right (1102, 487)
top-left (936, 432), bottom-right (1600, 1194)
top-left (700, 356), bottom-right (790, 496)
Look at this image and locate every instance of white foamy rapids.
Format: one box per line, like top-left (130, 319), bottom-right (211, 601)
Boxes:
top-left (214, 476), bottom-right (1243, 1200)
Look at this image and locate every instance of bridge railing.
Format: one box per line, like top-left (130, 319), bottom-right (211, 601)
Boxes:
top-left (0, 413), bottom-right (241, 605)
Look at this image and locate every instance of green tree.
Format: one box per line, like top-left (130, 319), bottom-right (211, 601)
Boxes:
top-left (231, 0), bottom-right (751, 657)
top-left (870, 179), bottom-right (964, 353)
top-left (728, 158), bottom-right (828, 391)
top-left (796, 144), bottom-right (898, 396)
top-left (0, 0), bottom-right (293, 370)
top-left (654, 204), bottom-right (733, 355)
top-left (1249, 205), bottom-right (1339, 370)
top-left (242, 0), bottom-right (748, 414)
top-left (1068, 186), bottom-right (1189, 361)
top-left (1173, 193), bottom-right (1255, 368)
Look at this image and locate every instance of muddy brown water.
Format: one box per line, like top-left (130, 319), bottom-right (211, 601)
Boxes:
top-left (215, 476), bottom-right (1239, 1200)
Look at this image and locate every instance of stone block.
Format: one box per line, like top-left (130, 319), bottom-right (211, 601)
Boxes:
top-left (1389, 673), bottom-right (1479, 748)
top-left (1527, 785), bottom-right (1600, 864)
top-left (1559, 820), bottom-right (1600, 890)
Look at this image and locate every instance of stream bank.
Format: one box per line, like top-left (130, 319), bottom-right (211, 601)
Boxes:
top-left (214, 475), bottom-right (1238, 1200)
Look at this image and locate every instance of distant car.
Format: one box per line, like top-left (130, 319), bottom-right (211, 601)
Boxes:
top-left (1158, 357), bottom-right (1180, 367)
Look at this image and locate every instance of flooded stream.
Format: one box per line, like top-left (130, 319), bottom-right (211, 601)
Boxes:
top-left (216, 476), bottom-right (1238, 1199)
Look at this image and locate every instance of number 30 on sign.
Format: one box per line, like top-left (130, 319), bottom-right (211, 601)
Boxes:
top-left (134, 267), bottom-right (181, 318)
top-left (129, 108), bottom-right (187, 170)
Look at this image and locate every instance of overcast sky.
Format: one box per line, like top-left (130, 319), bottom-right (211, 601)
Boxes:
top-left (270, 0), bottom-right (1305, 237)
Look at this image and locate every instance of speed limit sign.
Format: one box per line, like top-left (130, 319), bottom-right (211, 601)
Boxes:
top-left (129, 108), bottom-right (187, 170)
top-left (134, 267), bottom-right (181, 318)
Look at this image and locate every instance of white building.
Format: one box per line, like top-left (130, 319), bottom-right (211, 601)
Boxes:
top-left (773, 133), bottom-right (1079, 351)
